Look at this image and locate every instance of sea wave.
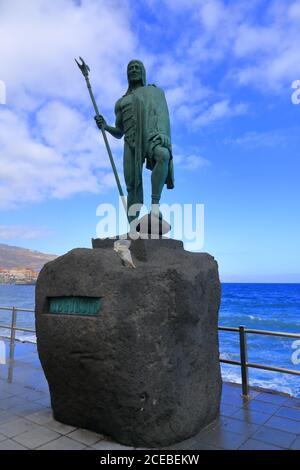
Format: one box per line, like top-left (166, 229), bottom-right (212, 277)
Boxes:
top-left (221, 364), bottom-right (300, 397)
top-left (219, 351), bottom-right (240, 360)
top-left (1, 283), bottom-right (300, 397)
top-left (249, 315), bottom-right (262, 321)
top-left (0, 331), bottom-right (36, 344)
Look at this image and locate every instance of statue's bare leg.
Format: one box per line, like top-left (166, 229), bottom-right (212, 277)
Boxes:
top-left (151, 146), bottom-right (170, 217)
top-left (124, 142), bottom-right (143, 222)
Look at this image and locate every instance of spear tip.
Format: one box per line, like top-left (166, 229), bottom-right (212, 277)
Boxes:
top-left (75, 56), bottom-right (90, 76)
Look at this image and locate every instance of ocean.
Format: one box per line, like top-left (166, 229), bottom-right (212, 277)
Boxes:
top-left (0, 283), bottom-right (299, 397)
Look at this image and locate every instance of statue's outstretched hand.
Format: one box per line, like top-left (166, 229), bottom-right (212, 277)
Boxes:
top-left (95, 115), bottom-right (107, 130)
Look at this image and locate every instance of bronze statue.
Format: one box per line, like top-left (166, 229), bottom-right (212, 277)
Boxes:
top-left (95, 60), bottom-right (174, 222)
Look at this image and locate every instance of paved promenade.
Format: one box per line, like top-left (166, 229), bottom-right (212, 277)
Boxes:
top-left (0, 341), bottom-right (299, 450)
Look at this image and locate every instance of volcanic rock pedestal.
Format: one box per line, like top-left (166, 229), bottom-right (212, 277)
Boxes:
top-left (35, 238), bottom-right (222, 448)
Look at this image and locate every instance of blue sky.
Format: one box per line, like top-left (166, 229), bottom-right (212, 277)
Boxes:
top-left (0, 0), bottom-right (300, 282)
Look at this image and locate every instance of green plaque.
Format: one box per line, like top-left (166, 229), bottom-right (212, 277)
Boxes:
top-left (48, 297), bottom-right (101, 316)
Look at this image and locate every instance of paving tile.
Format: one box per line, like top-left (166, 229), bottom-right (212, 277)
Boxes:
top-left (252, 426), bottom-right (296, 449)
top-left (264, 415), bottom-right (300, 434)
top-left (284, 398), bottom-right (300, 409)
top-left (290, 436), bottom-right (300, 450)
top-left (221, 390), bottom-right (250, 407)
top-left (195, 427), bottom-right (248, 450)
top-left (45, 419), bottom-right (76, 435)
top-left (0, 396), bottom-right (29, 410)
top-left (255, 392), bottom-right (290, 406)
top-left (232, 408), bottom-right (270, 425)
top-left (37, 436), bottom-right (87, 450)
top-left (0, 409), bottom-right (19, 424)
top-left (221, 395), bottom-right (243, 407)
top-left (92, 440), bottom-right (134, 450)
top-left (222, 384), bottom-right (258, 401)
top-left (275, 406), bottom-right (300, 422)
top-left (166, 430), bottom-right (214, 450)
top-left (221, 386), bottom-right (243, 398)
top-left (166, 416), bottom-right (221, 449)
top-left (25, 408), bottom-right (53, 425)
top-left (13, 426), bottom-right (61, 449)
top-left (0, 439), bottom-right (28, 450)
top-left (13, 401), bottom-right (46, 417)
top-left (167, 439), bottom-right (222, 450)
top-left (166, 416), bottom-right (221, 450)
top-left (222, 383), bottom-right (241, 393)
top-left (238, 438), bottom-right (283, 450)
top-left (0, 382), bottom-right (26, 396)
top-left (0, 418), bottom-right (40, 437)
top-left (185, 443), bottom-right (223, 450)
top-left (19, 389), bottom-right (46, 402)
top-left (0, 390), bottom-right (16, 400)
top-left (220, 417), bottom-right (259, 438)
top-left (67, 428), bottom-right (105, 445)
top-left (1, 342), bottom-right (299, 452)
top-left (220, 403), bottom-right (241, 417)
top-left (243, 399), bottom-right (280, 415)
top-left (35, 396), bottom-right (51, 408)
top-left (222, 384), bottom-right (244, 397)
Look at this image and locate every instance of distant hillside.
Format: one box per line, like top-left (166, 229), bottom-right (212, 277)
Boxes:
top-left (0, 243), bottom-right (57, 270)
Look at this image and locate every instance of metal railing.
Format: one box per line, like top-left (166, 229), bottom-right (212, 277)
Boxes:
top-left (219, 325), bottom-right (300, 397)
top-left (0, 306), bottom-right (35, 382)
top-left (0, 306), bottom-right (299, 397)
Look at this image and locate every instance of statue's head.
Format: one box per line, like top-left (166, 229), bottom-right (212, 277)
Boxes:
top-left (126, 60), bottom-right (146, 88)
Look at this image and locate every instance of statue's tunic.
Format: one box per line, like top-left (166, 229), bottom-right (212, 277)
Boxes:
top-left (119, 94), bottom-right (136, 148)
top-left (117, 85), bottom-right (174, 194)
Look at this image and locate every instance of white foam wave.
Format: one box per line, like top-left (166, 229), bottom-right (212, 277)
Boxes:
top-left (16, 333), bottom-right (37, 343)
top-left (0, 331), bottom-right (36, 344)
top-left (221, 364), bottom-right (299, 397)
top-left (220, 351), bottom-right (239, 360)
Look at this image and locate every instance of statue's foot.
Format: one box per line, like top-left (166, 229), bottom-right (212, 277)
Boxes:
top-left (151, 203), bottom-right (161, 219)
top-left (150, 209), bottom-right (163, 220)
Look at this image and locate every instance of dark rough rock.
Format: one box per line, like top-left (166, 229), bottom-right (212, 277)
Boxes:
top-left (35, 239), bottom-right (222, 448)
top-left (92, 236), bottom-right (183, 261)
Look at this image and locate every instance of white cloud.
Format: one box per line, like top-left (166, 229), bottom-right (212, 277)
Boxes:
top-left (227, 1), bottom-right (300, 90)
top-left (173, 143), bottom-right (210, 171)
top-left (0, 0), bottom-right (134, 209)
top-left (0, 108), bottom-right (118, 208)
top-left (198, 0), bottom-right (225, 31)
top-left (154, 0), bottom-right (300, 91)
top-left (194, 100), bottom-right (248, 127)
top-left (177, 154), bottom-right (210, 171)
top-left (2, 0), bottom-right (298, 211)
top-left (35, 100), bottom-right (123, 157)
top-left (224, 128), bottom-right (300, 148)
top-left (0, 0), bottom-right (135, 111)
top-left (0, 225), bottom-right (52, 241)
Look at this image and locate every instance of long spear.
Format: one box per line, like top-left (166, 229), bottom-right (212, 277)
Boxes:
top-left (75, 56), bottom-right (128, 221)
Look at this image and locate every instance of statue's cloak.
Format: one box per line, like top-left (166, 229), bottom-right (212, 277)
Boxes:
top-left (131, 85), bottom-right (174, 192)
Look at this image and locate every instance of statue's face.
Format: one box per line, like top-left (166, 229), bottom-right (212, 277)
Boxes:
top-left (127, 61), bottom-right (143, 84)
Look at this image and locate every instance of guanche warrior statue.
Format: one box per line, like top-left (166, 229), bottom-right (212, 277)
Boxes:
top-left (95, 60), bottom-right (174, 223)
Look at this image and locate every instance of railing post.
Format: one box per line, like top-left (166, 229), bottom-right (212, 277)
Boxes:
top-left (239, 326), bottom-right (249, 398)
top-left (8, 306), bottom-right (17, 383)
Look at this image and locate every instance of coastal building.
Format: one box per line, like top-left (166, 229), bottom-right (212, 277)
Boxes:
top-left (0, 267), bottom-right (38, 284)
